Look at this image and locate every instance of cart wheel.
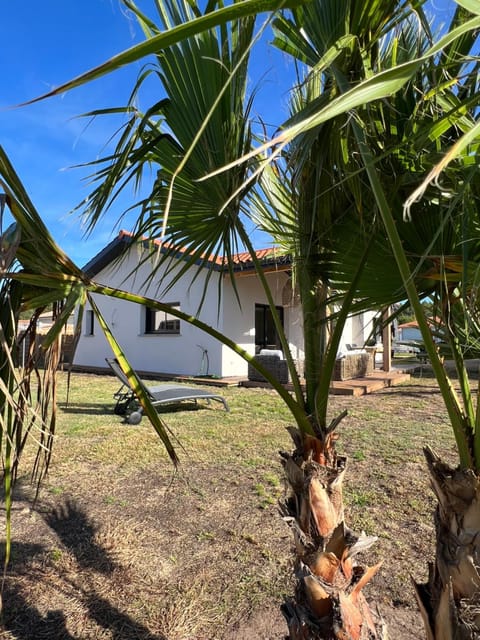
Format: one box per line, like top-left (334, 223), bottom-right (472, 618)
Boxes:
top-left (114, 402), bottom-right (128, 416)
top-left (127, 411), bottom-right (142, 425)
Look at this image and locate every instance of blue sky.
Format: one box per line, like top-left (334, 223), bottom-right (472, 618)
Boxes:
top-left (1, 0), bottom-right (456, 267)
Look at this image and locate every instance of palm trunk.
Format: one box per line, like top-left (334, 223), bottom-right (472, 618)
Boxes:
top-left (415, 447), bottom-right (480, 639)
top-left (280, 422), bottom-right (387, 639)
top-left (299, 265), bottom-right (329, 416)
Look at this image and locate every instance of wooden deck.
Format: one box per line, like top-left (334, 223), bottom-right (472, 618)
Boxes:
top-left (328, 369), bottom-right (410, 396)
top-left (79, 363), bottom-right (411, 397)
top-left (173, 368), bottom-right (411, 396)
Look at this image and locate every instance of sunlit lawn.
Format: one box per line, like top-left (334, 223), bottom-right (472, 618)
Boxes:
top-left (2, 369), bottom-right (458, 639)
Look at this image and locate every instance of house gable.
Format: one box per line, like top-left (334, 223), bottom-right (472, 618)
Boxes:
top-left (76, 232), bottom-right (295, 378)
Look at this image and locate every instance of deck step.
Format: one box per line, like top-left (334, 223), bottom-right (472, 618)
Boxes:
top-left (239, 370), bottom-right (411, 396)
top-left (330, 372), bottom-right (410, 396)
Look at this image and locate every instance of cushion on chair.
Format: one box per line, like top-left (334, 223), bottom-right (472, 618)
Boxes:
top-left (333, 352), bottom-right (373, 381)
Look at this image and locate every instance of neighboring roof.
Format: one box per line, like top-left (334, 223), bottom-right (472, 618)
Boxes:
top-left (398, 321), bottom-right (419, 329)
top-left (83, 230), bottom-right (291, 278)
top-left (398, 318), bottom-right (441, 329)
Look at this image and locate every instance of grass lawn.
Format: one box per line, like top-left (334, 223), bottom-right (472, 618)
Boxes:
top-left (0, 370), bottom-right (458, 639)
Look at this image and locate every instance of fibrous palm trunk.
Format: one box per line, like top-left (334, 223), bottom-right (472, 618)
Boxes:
top-left (415, 447), bottom-right (480, 639)
top-left (280, 421), bottom-right (387, 639)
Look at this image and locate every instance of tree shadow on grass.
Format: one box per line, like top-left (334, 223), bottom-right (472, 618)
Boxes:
top-left (59, 402), bottom-right (111, 415)
top-left (1, 498), bottom-right (167, 639)
top-left (2, 582), bottom-right (77, 640)
top-left (0, 541), bottom-right (45, 575)
top-left (2, 580), bottom-right (168, 640)
top-left (0, 541), bottom-right (77, 639)
top-left (43, 499), bottom-right (167, 638)
top-left (43, 497), bottom-right (118, 574)
top-left (155, 401), bottom-right (214, 414)
top-left (83, 591), bottom-right (167, 640)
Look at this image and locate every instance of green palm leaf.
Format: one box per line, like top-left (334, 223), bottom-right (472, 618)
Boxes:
top-left (88, 295), bottom-right (180, 465)
top-left (21, 0), bottom-right (302, 106)
top-left (79, 0), bottom-right (257, 289)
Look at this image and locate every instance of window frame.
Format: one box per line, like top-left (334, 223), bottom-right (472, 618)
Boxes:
top-left (85, 309), bottom-right (95, 336)
top-left (144, 303), bottom-right (181, 335)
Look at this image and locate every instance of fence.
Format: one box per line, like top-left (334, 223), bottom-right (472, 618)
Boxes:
top-left (17, 333), bottom-right (75, 369)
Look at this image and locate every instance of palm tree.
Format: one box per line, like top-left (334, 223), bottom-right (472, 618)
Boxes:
top-left (274, 3), bottom-right (480, 635)
top-left (4, 0), bottom-right (480, 637)
top-left (74, 1), bottom-right (423, 636)
top-left (249, 84), bottom-right (387, 638)
top-left (247, 3), bottom-right (452, 636)
top-left (318, 4), bottom-right (480, 636)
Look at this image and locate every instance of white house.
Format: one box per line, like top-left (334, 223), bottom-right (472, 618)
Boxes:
top-left (73, 231), bottom-right (378, 379)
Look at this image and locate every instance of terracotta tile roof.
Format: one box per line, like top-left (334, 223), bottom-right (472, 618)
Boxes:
top-left (84, 230), bottom-right (290, 277)
top-left (230, 247), bottom-right (280, 264)
top-left (398, 321), bottom-right (419, 329)
top-left (398, 317), bottom-right (442, 329)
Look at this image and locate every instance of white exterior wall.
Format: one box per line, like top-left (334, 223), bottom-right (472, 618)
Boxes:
top-left (286, 304), bottom-right (304, 364)
top-left (74, 241), bottom-right (380, 378)
top-left (337, 310), bottom-right (378, 355)
top-left (352, 311), bottom-right (378, 346)
top-left (220, 270), bottom-right (300, 377)
top-left (74, 249), bottom-right (225, 377)
top-left (338, 315), bottom-right (353, 354)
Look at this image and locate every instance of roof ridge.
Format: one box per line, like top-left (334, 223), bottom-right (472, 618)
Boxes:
top-left (117, 229), bottom-right (283, 264)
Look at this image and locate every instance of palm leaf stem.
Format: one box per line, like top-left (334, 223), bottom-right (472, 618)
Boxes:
top-left (298, 259), bottom-right (328, 419)
top-left (447, 296), bottom-right (476, 424)
top-left (88, 281), bottom-right (312, 433)
top-left (0, 281), bottom-right (22, 575)
top-left (202, 13), bottom-right (480, 185)
top-left (88, 294), bottom-right (180, 466)
top-left (2, 382), bottom-right (12, 575)
top-left (31, 335), bottom-right (59, 492)
top-left (3, 423), bottom-right (11, 574)
top-left (236, 226), bottom-right (307, 417)
top-left (20, 0), bottom-right (304, 106)
top-left (448, 329), bottom-right (478, 460)
top-left (476, 376), bottom-right (480, 452)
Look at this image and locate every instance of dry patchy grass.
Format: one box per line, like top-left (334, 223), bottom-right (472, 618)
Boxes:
top-left (0, 371), bottom-right (460, 639)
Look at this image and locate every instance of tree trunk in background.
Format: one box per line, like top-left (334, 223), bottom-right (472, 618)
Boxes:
top-left (281, 425), bottom-right (387, 639)
top-left (382, 308), bottom-right (391, 373)
top-left (415, 447), bottom-right (480, 639)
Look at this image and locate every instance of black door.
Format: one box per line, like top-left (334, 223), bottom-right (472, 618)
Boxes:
top-left (255, 304), bottom-right (284, 352)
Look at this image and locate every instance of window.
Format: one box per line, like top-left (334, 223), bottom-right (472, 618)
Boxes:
top-left (145, 303), bottom-right (180, 335)
top-left (85, 310), bottom-right (95, 336)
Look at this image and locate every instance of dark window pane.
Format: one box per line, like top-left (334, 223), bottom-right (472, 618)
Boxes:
top-left (145, 304), bottom-right (180, 334)
top-left (86, 310), bottom-right (94, 336)
top-left (255, 304), bottom-right (283, 351)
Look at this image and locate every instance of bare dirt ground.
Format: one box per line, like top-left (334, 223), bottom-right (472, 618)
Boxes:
top-left (0, 372), bottom-right (459, 639)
